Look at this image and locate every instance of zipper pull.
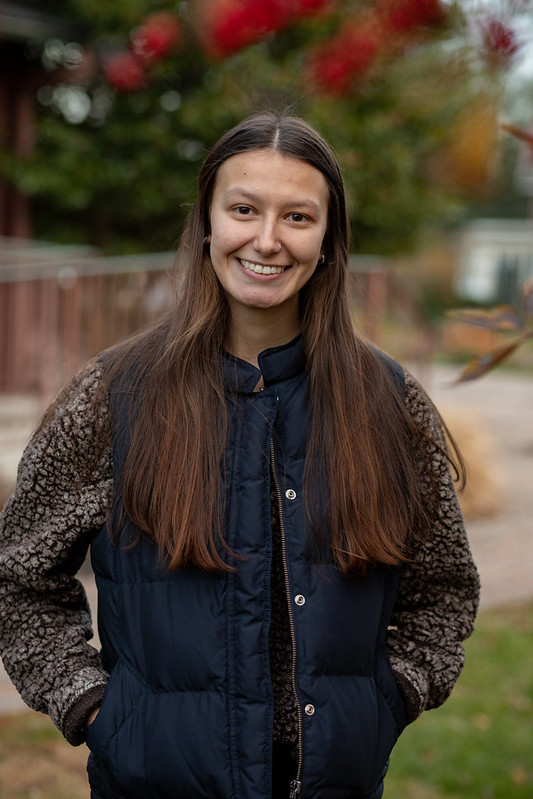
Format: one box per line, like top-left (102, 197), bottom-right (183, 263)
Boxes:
top-left (289, 779), bottom-right (302, 798)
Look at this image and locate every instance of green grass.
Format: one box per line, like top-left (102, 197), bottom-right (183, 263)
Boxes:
top-left (386, 603), bottom-right (533, 798)
top-left (0, 711), bottom-right (59, 748)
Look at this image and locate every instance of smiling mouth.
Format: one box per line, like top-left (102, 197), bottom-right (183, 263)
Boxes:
top-left (238, 258), bottom-right (288, 275)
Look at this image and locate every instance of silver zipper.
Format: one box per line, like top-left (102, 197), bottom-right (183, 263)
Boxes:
top-left (290, 779), bottom-right (303, 798)
top-left (289, 780), bottom-right (302, 799)
top-left (270, 440), bottom-right (303, 790)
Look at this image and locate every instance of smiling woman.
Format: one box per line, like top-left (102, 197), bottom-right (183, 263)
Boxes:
top-left (207, 148), bottom-right (329, 360)
top-left (0, 112), bottom-right (480, 799)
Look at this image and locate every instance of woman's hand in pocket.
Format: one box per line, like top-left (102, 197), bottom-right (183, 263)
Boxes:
top-left (87, 707), bottom-right (100, 727)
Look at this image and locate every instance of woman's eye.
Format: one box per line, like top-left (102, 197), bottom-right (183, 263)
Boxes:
top-left (288, 213), bottom-right (308, 223)
top-left (234, 206), bottom-right (253, 215)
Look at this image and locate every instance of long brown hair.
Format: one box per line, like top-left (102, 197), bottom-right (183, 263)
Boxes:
top-left (99, 112), bottom-right (460, 576)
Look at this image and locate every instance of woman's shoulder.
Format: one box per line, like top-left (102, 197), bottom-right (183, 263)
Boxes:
top-left (4, 358), bottom-right (113, 533)
top-left (65, 357), bottom-right (106, 405)
top-left (367, 350), bottom-right (449, 449)
top-left (25, 358), bottom-right (113, 471)
top-left (372, 347), bottom-right (405, 393)
top-left (41, 315), bottom-right (171, 433)
top-left (402, 369), bottom-right (445, 439)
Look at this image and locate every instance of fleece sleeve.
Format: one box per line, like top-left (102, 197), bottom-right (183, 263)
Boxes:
top-left (386, 371), bottom-right (480, 724)
top-left (0, 360), bottom-right (113, 745)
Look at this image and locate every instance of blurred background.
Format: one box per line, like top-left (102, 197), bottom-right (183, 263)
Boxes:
top-left (0, 1), bottom-right (532, 797)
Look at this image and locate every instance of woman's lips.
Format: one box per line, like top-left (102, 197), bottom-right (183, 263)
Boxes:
top-left (238, 257), bottom-right (288, 275)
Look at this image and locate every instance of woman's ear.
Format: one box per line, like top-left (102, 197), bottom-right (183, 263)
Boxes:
top-left (203, 235), bottom-right (211, 245)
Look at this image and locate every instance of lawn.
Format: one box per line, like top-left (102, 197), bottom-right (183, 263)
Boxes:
top-left (0, 603), bottom-right (531, 798)
top-left (387, 602), bottom-right (533, 798)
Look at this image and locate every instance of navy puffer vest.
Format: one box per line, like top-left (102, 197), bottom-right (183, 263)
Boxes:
top-left (87, 337), bottom-right (407, 799)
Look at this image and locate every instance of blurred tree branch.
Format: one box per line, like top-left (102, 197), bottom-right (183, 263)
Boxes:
top-left (449, 279), bottom-right (533, 383)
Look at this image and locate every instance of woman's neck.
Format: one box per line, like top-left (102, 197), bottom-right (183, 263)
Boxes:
top-left (226, 304), bottom-right (300, 367)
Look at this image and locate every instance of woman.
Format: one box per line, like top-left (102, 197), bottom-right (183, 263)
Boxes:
top-left (0, 113), bottom-right (479, 799)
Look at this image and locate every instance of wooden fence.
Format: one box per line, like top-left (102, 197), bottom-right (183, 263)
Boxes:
top-left (0, 239), bottom-right (176, 395)
top-left (0, 239), bottom-right (389, 397)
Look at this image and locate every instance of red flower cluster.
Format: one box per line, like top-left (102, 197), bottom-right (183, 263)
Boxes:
top-left (103, 12), bottom-right (183, 92)
top-left (103, 51), bottom-right (146, 92)
top-left (308, 19), bottom-right (382, 94)
top-left (308, 0), bottom-right (447, 96)
top-left (292, 0), bottom-right (331, 12)
top-left (131, 12), bottom-right (183, 64)
top-left (480, 17), bottom-right (520, 67)
top-left (205, 0), bottom-right (330, 58)
top-left (208, 0), bottom-right (288, 56)
top-left (378, 0), bottom-right (446, 33)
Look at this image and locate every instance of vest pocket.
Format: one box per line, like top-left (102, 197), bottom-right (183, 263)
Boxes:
top-left (87, 752), bottom-right (129, 799)
top-left (86, 660), bottom-right (234, 798)
top-left (374, 649), bottom-right (407, 735)
top-left (85, 658), bottom-right (149, 775)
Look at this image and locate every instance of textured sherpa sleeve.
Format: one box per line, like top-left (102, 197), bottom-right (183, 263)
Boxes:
top-left (0, 360), bottom-right (113, 745)
top-left (386, 370), bottom-right (480, 724)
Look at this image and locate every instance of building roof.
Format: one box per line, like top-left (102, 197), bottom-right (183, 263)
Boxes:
top-left (0, 1), bottom-right (80, 43)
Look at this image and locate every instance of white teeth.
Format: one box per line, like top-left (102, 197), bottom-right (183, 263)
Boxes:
top-left (239, 258), bottom-right (284, 275)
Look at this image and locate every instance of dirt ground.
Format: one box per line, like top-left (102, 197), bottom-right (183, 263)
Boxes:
top-left (0, 713), bottom-right (89, 799)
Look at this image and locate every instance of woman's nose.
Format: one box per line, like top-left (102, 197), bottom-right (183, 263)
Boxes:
top-left (253, 219), bottom-right (280, 255)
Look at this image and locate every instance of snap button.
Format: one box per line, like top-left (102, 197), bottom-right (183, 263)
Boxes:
top-left (294, 594), bottom-right (306, 606)
top-left (285, 489), bottom-right (296, 500)
top-left (304, 704), bottom-right (315, 716)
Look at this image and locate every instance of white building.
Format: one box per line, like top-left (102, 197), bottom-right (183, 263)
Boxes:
top-left (455, 218), bottom-right (533, 305)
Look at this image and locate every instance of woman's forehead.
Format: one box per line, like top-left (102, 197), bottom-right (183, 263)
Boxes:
top-left (213, 148), bottom-right (329, 208)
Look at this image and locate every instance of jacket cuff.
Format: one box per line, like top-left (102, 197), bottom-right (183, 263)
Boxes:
top-left (61, 682), bottom-right (107, 746)
top-left (389, 657), bottom-right (429, 724)
top-left (47, 666), bottom-right (109, 746)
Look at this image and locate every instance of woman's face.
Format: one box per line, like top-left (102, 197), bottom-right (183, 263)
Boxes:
top-left (208, 148), bottom-right (329, 319)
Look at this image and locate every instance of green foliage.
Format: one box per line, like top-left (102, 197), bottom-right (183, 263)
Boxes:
top-left (1, 0), bottom-right (507, 253)
top-left (44, 0), bottom-right (159, 36)
top-left (387, 603), bottom-right (533, 797)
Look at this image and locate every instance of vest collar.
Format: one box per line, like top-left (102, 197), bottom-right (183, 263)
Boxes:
top-left (222, 335), bottom-right (306, 393)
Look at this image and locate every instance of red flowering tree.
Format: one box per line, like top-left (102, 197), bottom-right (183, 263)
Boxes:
top-left (199, 0), bottom-right (329, 57)
top-left (479, 16), bottom-right (520, 68)
top-left (2, 0), bottom-right (528, 255)
top-left (131, 11), bottom-right (183, 63)
top-left (98, 0), bottom-right (524, 101)
top-left (307, 13), bottom-right (383, 94)
top-left (103, 51), bottom-right (147, 92)
top-left (378, 0), bottom-right (447, 33)
top-left (103, 11), bottom-right (183, 91)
